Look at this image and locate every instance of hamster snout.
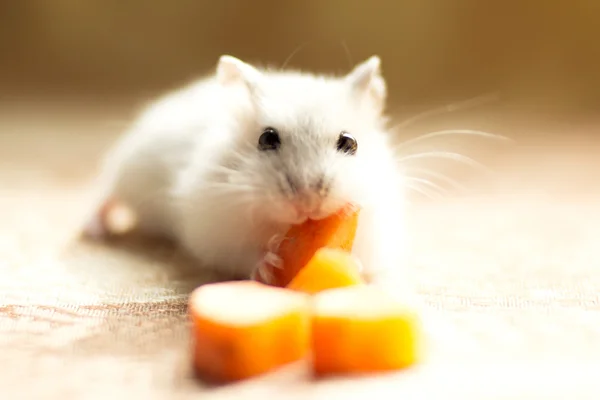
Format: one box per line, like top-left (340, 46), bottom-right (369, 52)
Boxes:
top-left (289, 192), bottom-right (324, 221)
top-left (280, 174), bottom-right (341, 223)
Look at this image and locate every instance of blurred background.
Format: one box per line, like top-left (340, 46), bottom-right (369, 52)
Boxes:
top-left (1, 0), bottom-right (600, 197)
top-left (1, 0), bottom-right (600, 110)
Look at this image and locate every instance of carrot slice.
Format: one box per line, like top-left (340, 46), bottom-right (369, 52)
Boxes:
top-left (259, 205), bottom-right (360, 287)
top-left (286, 248), bottom-right (366, 294)
top-left (189, 281), bottom-right (311, 383)
top-left (311, 285), bottom-right (420, 376)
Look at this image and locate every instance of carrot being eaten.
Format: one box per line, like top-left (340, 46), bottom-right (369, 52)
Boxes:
top-left (286, 247), bottom-right (366, 294)
top-left (311, 285), bottom-right (420, 376)
top-left (188, 281), bottom-right (311, 383)
top-left (258, 205), bottom-right (360, 287)
top-left (188, 204), bottom-right (423, 383)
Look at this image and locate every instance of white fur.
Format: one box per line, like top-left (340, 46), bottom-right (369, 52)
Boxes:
top-left (92, 55), bottom-right (408, 285)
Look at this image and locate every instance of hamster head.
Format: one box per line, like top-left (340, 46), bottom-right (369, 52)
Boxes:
top-left (216, 54), bottom-right (390, 225)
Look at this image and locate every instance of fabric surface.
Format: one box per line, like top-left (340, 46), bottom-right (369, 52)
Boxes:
top-left (1, 99), bottom-right (599, 399)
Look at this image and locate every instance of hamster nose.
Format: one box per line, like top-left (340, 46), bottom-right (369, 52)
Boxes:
top-left (285, 174), bottom-right (328, 198)
top-left (312, 176), bottom-right (329, 197)
top-left (292, 191), bottom-right (323, 216)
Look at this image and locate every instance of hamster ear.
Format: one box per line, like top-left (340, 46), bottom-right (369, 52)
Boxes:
top-left (345, 56), bottom-right (387, 109)
top-left (216, 55), bottom-right (263, 92)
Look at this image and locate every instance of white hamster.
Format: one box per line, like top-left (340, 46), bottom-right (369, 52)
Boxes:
top-left (85, 54), bottom-right (408, 290)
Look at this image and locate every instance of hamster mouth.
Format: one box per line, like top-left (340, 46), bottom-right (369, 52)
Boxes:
top-left (287, 208), bottom-right (322, 225)
top-left (285, 208), bottom-right (336, 225)
top-left (293, 206), bottom-right (336, 223)
top-left (292, 215), bottom-right (309, 225)
top-left (278, 195), bottom-right (343, 225)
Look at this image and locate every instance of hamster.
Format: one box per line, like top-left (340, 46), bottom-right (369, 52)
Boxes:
top-left (84, 54), bottom-right (409, 293)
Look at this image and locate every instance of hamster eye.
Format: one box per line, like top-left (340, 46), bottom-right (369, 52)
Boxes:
top-left (336, 131), bottom-right (357, 155)
top-left (258, 127), bottom-right (281, 151)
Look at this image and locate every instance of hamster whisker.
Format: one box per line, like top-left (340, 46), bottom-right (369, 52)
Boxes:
top-left (402, 167), bottom-right (467, 191)
top-left (182, 182), bottom-right (259, 211)
top-left (281, 41), bottom-right (311, 70)
top-left (403, 177), bottom-right (450, 196)
top-left (340, 40), bottom-right (354, 68)
top-left (176, 188), bottom-right (254, 212)
top-left (396, 151), bottom-right (489, 172)
top-left (403, 183), bottom-right (443, 200)
top-left (394, 129), bottom-right (512, 150)
top-left (203, 181), bottom-right (257, 192)
top-left (206, 164), bottom-right (245, 176)
top-left (390, 92), bottom-right (500, 132)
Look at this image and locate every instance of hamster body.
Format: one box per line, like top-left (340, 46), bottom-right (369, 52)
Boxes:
top-left (87, 55), bottom-right (408, 287)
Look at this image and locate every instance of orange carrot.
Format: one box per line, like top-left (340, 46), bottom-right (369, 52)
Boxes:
top-left (258, 205), bottom-right (360, 287)
top-left (286, 248), bottom-right (366, 294)
top-left (311, 286), bottom-right (420, 376)
top-left (188, 281), bottom-right (311, 383)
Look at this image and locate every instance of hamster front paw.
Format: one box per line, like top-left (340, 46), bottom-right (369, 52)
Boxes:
top-left (250, 251), bottom-right (283, 285)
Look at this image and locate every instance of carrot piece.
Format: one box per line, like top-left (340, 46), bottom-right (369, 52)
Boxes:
top-left (286, 248), bottom-right (366, 294)
top-left (311, 286), bottom-right (420, 376)
top-left (259, 205), bottom-right (360, 287)
top-left (188, 281), bottom-right (311, 383)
